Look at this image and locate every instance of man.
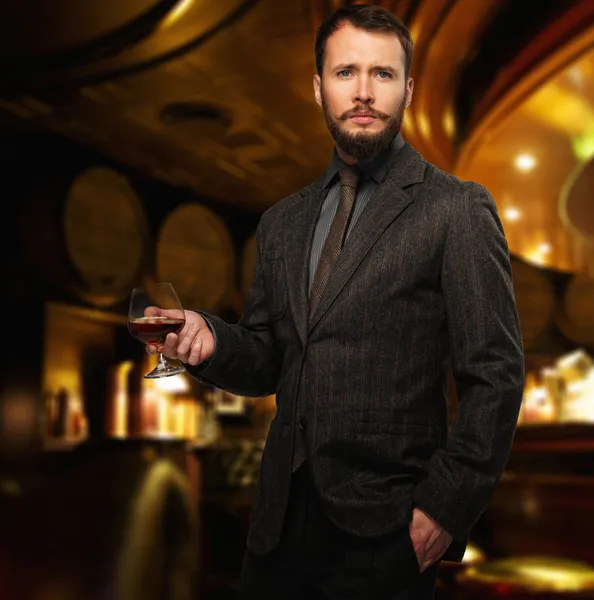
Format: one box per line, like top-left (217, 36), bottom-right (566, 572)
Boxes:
top-left (147, 4), bottom-right (525, 599)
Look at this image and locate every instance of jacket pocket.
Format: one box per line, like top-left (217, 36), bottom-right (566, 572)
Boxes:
top-left (354, 409), bottom-right (440, 493)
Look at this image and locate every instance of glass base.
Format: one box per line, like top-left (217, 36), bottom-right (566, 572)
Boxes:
top-left (144, 354), bottom-right (186, 379)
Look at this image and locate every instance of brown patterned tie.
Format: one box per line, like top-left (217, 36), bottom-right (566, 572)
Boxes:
top-left (292, 166), bottom-right (360, 472)
top-left (309, 165), bottom-right (360, 320)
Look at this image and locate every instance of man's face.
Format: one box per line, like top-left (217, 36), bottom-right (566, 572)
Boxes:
top-left (314, 22), bottom-right (414, 162)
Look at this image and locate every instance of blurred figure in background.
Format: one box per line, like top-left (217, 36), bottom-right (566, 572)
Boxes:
top-left (148, 4), bottom-right (525, 599)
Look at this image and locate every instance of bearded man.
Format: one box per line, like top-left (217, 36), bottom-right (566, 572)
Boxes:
top-left (148, 5), bottom-right (525, 599)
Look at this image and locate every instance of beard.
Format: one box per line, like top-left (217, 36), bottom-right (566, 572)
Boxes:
top-left (321, 91), bottom-right (406, 162)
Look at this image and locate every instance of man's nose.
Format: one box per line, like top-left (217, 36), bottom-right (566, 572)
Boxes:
top-left (354, 79), bottom-right (374, 104)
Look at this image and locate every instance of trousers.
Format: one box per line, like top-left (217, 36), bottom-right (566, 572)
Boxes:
top-left (236, 464), bottom-right (441, 600)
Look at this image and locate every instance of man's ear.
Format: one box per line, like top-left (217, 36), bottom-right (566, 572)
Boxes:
top-left (405, 77), bottom-right (414, 107)
top-left (313, 74), bottom-right (322, 108)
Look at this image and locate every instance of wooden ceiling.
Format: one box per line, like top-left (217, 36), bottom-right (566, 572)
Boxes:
top-left (0, 0), bottom-right (593, 271)
top-left (0, 0), bottom-right (331, 211)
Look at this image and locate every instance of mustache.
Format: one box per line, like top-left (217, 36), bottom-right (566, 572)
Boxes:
top-left (339, 105), bottom-right (390, 121)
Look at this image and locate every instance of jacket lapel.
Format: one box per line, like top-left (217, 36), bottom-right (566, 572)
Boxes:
top-left (308, 143), bottom-right (427, 332)
top-left (282, 175), bottom-right (325, 346)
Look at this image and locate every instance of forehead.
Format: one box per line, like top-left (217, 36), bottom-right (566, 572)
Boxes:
top-left (324, 22), bottom-right (405, 69)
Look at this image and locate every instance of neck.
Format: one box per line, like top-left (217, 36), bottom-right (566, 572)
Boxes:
top-left (335, 145), bottom-right (358, 165)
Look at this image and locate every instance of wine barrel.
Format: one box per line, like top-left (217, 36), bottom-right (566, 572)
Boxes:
top-left (0, 441), bottom-right (198, 600)
top-left (511, 259), bottom-right (556, 349)
top-left (155, 203), bottom-right (235, 312)
top-left (241, 233), bottom-right (257, 299)
top-left (556, 275), bottom-right (594, 346)
top-left (21, 166), bottom-right (150, 307)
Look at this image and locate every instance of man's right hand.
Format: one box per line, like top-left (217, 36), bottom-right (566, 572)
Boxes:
top-left (145, 307), bottom-right (215, 366)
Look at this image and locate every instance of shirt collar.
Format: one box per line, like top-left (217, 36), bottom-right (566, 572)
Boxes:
top-left (322, 133), bottom-right (406, 189)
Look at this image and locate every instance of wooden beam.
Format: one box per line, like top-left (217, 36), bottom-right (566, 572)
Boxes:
top-left (466, 0), bottom-right (594, 138)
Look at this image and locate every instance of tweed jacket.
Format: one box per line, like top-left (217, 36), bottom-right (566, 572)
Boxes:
top-left (190, 141), bottom-right (525, 562)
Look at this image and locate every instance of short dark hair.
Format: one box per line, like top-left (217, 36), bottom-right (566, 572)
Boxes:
top-left (314, 4), bottom-right (414, 78)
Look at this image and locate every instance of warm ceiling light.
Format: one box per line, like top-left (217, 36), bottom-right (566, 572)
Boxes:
top-left (504, 207), bottom-right (521, 222)
top-left (539, 243), bottom-right (552, 255)
top-left (515, 153), bottom-right (536, 172)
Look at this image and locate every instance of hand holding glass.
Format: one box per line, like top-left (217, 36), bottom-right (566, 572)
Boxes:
top-left (128, 282), bottom-right (186, 379)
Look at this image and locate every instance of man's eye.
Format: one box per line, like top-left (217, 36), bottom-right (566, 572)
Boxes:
top-left (338, 70), bottom-right (351, 77)
top-left (377, 71), bottom-right (391, 79)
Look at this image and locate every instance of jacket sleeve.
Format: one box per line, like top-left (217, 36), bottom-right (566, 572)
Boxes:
top-left (412, 180), bottom-right (525, 541)
top-left (185, 218), bottom-right (281, 397)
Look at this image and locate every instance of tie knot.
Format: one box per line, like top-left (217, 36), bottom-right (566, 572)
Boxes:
top-left (339, 166), bottom-right (360, 189)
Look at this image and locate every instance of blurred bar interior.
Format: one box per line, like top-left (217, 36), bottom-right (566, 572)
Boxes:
top-left (1, 0), bottom-right (594, 598)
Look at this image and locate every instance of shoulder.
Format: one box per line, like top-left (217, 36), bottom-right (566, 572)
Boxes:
top-left (419, 164), bottom-right (505, 249)
top-left (422, 161), bottom-right (488, 197)
top-left (420, 160), bottom-right (496, 217)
